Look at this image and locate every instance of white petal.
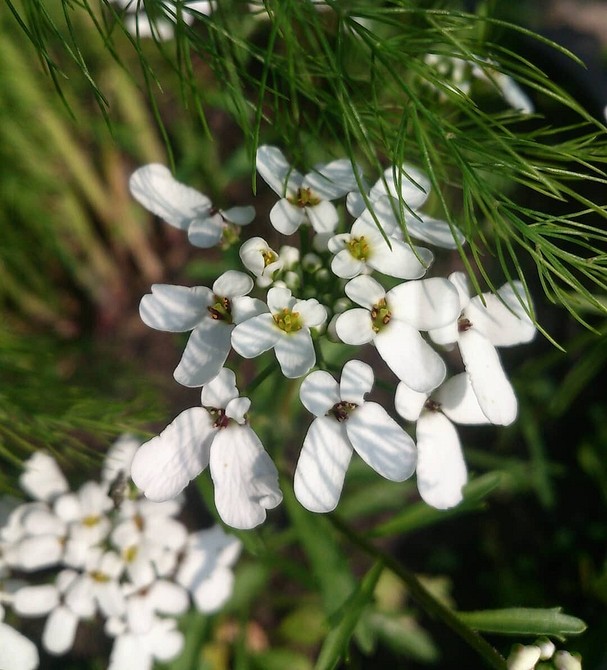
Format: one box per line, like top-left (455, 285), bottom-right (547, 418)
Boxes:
top-left (42, 605), bottom-right (79, 655)
top-left (293, 416), bottom-right (352, 513)
top-left (368, 238), bottom-right (433, 279)
top-left (187, 214), bottom-right (223, 248)
top-left (130, 408), bottom-right (214, 501)
top-left (428, 322), bottom-right (459, 347)
top-left (375, 322), bottom-right (446, 393)
top-left (433, 373), bottom-right (491, 425)
top-left (16, 536), bottom-right (63, 571)
top-left (459, 329), bottom-right (518, 425)
top-left (334, 309), bottom-right (374, 345)
top-left (108, 635), bottom-right (150, 670)
top-left (416, 411), bottom-right (467, 509)
top-left (270, 199), bottom-right (306, 235)
top-left (347, 402), bottom-right (416, 481)
top-left (267, 286), bottom-right (293, 312)
top-left (212, 270), bottom-right (254, 298)
top-left (256, 145), bottom-right (303, 196)
top-left (221, 205), bottom-right (255, 225)
top-left (0, 623), bottom-right (38, 670)
top-left (225, 397), bottom-right (250, 424)
top-left (404, 213), bottom-right (466, 249)
top-left (346, 191), bottom-right (367, 217)
top-left (388, 277), bottom-right (461, 331)
top-left (295, 299), bottom-right (327, 328)
top-left (210, 426), bottom-right (282, 529)
top-left (186, 565), bottom-right (235, 613)
top-left (370, 164), bottom-right (430, 209)
top-left (129, 164), bottom-right (210, 230)
top-left (339, 359), bottom-right (374, 403)
top-left (448, 271), bottom-right (471, 309)
top-left (20, 452), bottom-right (68, 502)
top-left (344, 275), bottom-right (385, 309)
top-left (231, 313), bottom-right (280, 358)
top-left (148, 580), bottom-right (189, 615)
top-left (274, 329), bottom-right (316, 378)
top-left (299, 370), bottom-right (340, 416)
top-left (231, 296), bottom-right (267, 324)
top-left (174, 321), bottom-right (232, 387)
top-left (303, 159), bottom-right (361, 199)
top-left (139, 285), bottom-right (211, 332)
top-left (331, 250), bottom-right (364, 279)
top-left (201, 368), bottom-right (238, 409)
top-left (394, 382), bottom-right (428, 421)
top-left (147, 619), bottom-right (184, 661)
top-left (239, 236), bottom-right (271, 275)
top-left (306, 200), bottom-right (339, 234)
top-left (14, 585), bottom-right (59, 616)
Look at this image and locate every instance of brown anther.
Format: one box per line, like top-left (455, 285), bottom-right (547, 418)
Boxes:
top-left (458, 317), bottom-right (473, 332)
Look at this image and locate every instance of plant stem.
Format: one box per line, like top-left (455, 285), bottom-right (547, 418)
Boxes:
top-left (328, 513), bottom-right (507, 670)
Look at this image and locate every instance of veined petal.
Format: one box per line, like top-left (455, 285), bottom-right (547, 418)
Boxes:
top-left (274, 329), bottom-right (316, 378)
top-left (434, 373), bottom-right (490, 425)
top-left (42, 605), bottom-right (79, 655)
top-left (212, 270), bottom-right (253, 298)
top-left (14, 584), bottom-right (59, 616)
top-left (344, 274), bottom-right (386, 309)
top-left (368, 237), bottom-right (433, 279)
top-left (231, 313), bottom-right (280, 358)
top-left (334, 309), bottom-right (374, 345)
top-left (294, 416), bottom-right (352, 513)
top-left (139, 285), bottom-right (211, 332)
top-left (375, 322), bottom-right (446, 393)
top-left (201, 368), bottom-right (238, 409)
top-left (174, 321), bottom-right (232, 387)
top-left (306, 200), bottom-right (339, 234)
top-left (459, 329), bottom-right (518, 425)
top-left (256, 145), bottom-right (303, 196)
top-left (303, 159), bottom-right (362, 199)
top-left (388, 277), bottom-right (461, 331)
top-left (270, 199), bottom-right (306, 235)
top-left (404, 213), bottom-right (466, 249)
top-left (130, 407), bottom-right (214, 501)
top-left (187, 214), bottom-right (223, 248)
top-left (221, 205), bottom-right (255, 225)
top-left (394, 382), bottom-right (428, 422)
top-left (129, 164), bottom-right (211, 230)
top-left (300, 370), bottom-right (340, 416)
top-left (210, 425), bottom-right (282, 529)
top-left (20, 452), bottom-right (69, 502)
top-left (416, 411), bottom-right (467, 510)
top-left (339, 359), bottom-right (374, 404)
top-left (347, 402), bottom-right (417, 481)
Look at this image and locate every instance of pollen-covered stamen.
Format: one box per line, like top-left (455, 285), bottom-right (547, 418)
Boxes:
top-left (262, 249), bottom-right (278, 268)
top-left (288, 187), bottom-right (321, 209)
top-left (424, 398), bottom-right (442, 413)
top-left (208, 295), bottom-right (233, 323)
top-left (347, 236), bottom-right (370, 261)
top-left (370, 298), bottom-right (392, 333)
top-left (209, 408), bottom-right (230, 429)
top-left (329, 401), bottom-right (357, 422)
top-left (273, 307), bottom-right (303, 333)
top-left (123, 545), bottom-right (138, 563)
top-left (82, 515), bottom-right (100, 528)
top-left (458, 316), bottom-right (472, 332)
top-left (89, 570), bottom-right (110, 583)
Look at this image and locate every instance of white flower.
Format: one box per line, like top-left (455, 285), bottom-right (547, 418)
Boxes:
top-left (120, 580), bottom-right (189, 637)
top-left (328, 214), bottom-right (434, 279)
top-left (429, 273), bottom-right (536, 425)
top-left (335, 275), bottom-right (460, 393)
top-left (131, 368), bottom-right (282, 529)
top-left (139, 270), bottom-right (265, 387)
top-left (0, 604), bottom-right (39, 670)
top-left (347, 165), bottom-right (466, 250)
top-left (19, 452), bottom-right (69, 503)
top-left (176, 525), bottom-right (241, 613)
top-left (294, 360), bottom-right (417, 512)
top-left (129, 164), bottom-right (254, 248)
top-left (256, 145), bottom-right (361, 235)
top-left (395, 373), bottom-right (492, 509)
top-left (114, 1), bottom-right (215, 41)
top-left (231, 286), bottom-right (327, 378)
top-left (239, 236), bottom-right (285, 287)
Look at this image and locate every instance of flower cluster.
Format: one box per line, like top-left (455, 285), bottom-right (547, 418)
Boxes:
top-left (0, 438), bottom-right (241, 670)
top-left (507, 639), bottom-right (582, 670)
top-left (128, 145), bottom-right (536, 529)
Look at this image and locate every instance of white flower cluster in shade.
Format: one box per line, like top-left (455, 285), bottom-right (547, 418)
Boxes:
top-left (506, 638), bottom-right (582, 670)
top-left (0, 439), bottom-right (241, 670)
top-left (127, 145), bottom-right (536, 529)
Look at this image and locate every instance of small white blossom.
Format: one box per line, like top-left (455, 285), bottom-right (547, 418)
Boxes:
top-left (335, 275), bottom-right (460, 393)
top-left (256, 145), bottom-right (361, 235)
top-left (129, 164), bottom-right (254, 248)
top-left (0, 604), bottom-right (39, 670)
top-left (139, 270), bottom-right (265, 387)
top-left (239, 236), bottom-right (285, 287)
top-left (19, 452), bottom-right (69, 503)
top-left (131, 369), bottom-right (282, 529)
top-left (294, 360), bottom-right (417, 512)
top-left (429, 273), bottom-right (536, 425)
top-left (231, 286), bottom-right (327, 378)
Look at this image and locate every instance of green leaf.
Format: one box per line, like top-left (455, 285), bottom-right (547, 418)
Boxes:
top-left (458, 608), bottom-right (587, 641)
top-left (314, 561), bottom-right (384, 670)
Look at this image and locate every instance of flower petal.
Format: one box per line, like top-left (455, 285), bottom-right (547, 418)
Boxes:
top-left (270, 199), bottom-right (306, 235)
top-left (416, 411), bottom-right (467, 509)
top-left (294, 416), bottom-right (352, 513)
top-left (212, 270), bottom-right (253, 298)
top-left (339, 359), bottom-right (374, 404)
top-left (368, 237), bottom-right (433, 279)
top-left (42, 605), bottom-right (79, 655)
top-left (404, 213), bottom-right (466, 249)
top-left (388, 277), bottom-right (461, 331)
top-left (20, 452), bottom-right (69, 502)
top-left (458, 329), bottom-right (518, 425)
top-left (14, 585), bottom-right (59, 616)
top-left (295, 299), bottom-right (327, 328)
top-left (334, 308), bottom-right (374, 345)
top-left (274, 329), bottom-right (316, 378)
top-left (344, 275), bottom-right (386, 309)
top-left (231, 313), bottom-right (280, 358)
top-left (303, 159), bottom-right (362, 199)
top-left (129, 164), bottom-right (211, 230)
top-left (433, 373), bottom-right (490, 425)
top-left (174, 321), bottom-right (233, 387)
top-left (201, 368), bottom-right (238, 409)
top-left (0, 622), bottom-right (39, 670)
top-left (187, 214), bottom-right (223, 248)
top-left (394, 382), bottom-right (428, 422)
top-left (331, 249), bottom-right (364, 279)
top-left (139, 285), bottom-right (212, 332)
top-left (306, 200), bottom-right (339, 234)
top-left (210, 426), bottom-right (282, 529)
top-left (221, 205), bottom-right (255, 225)
top-left (130, 408), bottom-right (214, 501)
top-left (370, 164), bottom-right (430, 209)
top-left (299, 370), bottom-right (340, 416)
top-left (256, 145), bottom-right (303, 196)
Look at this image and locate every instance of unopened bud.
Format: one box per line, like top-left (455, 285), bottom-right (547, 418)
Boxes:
top-left (507, 644), bottom-right (541, 670)
top-left (553, 651), bottom-right (582, 670)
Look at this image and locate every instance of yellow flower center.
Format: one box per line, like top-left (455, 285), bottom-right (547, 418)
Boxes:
top-left (346, 235), bottom-right (370, 261)
top-left (208, 296), bottom-right (233, 323)
top-left (273, 307), bottom-right (303, 333)
top-left (288, 187), bottom-right (321, 209)
top-left (370, 298), bottom-right (391, 332)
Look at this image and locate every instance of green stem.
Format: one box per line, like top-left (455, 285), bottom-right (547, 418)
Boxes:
top-left (328, 513), bottom-right (507, 670)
